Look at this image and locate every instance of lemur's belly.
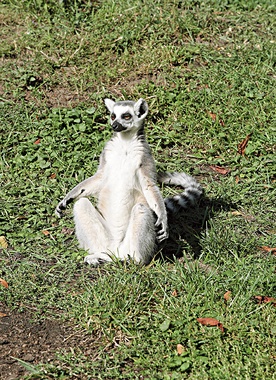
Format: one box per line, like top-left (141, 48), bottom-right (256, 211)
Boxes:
top-left (97, 172), bottom-right (145, 239)
top-left (98, 186), bottom-right (144, 225)
top-left (97, 138), bottom-right (146, 238)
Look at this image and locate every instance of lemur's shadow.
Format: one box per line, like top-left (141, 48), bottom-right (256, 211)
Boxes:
top-left (156, 195), bottom-right (236, 262)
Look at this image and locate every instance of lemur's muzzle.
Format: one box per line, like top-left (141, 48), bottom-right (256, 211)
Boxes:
top-left (112, 121), bottom-right (127, 132)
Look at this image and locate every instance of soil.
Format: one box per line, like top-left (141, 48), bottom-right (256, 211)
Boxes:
top-left (0, 306), bottom-right (99, 380)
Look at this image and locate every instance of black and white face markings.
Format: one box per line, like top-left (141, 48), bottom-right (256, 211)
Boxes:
top-left (110, 108), bottom-right (133, 132)
top-left (111, 111), bottom-right (132, 121)
top-left (105, 99), bottom-right (149, 133)
top-left (110, 105), bottom-right (134, 132)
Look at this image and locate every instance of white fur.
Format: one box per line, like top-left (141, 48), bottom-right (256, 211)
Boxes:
top-left (56, 98), bottom-right (203, 266)
top-left (56, 99), bottom-right (167, 265)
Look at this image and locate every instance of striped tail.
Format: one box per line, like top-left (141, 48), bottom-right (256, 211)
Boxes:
top-left (157, 172), bottom-right (203, 212)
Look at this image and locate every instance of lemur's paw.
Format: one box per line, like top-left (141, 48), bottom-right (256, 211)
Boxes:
top-left (84, 255), bottom-right (102, 266)
top-left (55, 200), bottom-right (67, 218)
top-left (156, 229), bottom-right (169, 243)
top-left (84, 253), bottom-right (110, 266)
top-left (55, 207), bottom-right (62, 218)
top-left (55, 206), bottom-right (63, 218)
top-left (155, 220), bottom-right (169, 243)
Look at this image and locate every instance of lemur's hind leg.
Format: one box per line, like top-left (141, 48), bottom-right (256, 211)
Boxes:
top-left (74, 200), bottom-right (156, 265)
top-left (73, 198), bottom-right (113, 265)
top-left (119, 203), bottom-right (156, 265)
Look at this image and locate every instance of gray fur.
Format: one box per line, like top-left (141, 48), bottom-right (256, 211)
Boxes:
top-left (157, 172), bottom-right (203, 212)
top-left (55, 98), bottom-right (203, 266)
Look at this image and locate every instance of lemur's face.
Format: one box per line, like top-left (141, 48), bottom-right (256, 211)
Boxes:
top-left (110, 105), bottom-right (135, 132)
top-left (104, 99), bottom-right (148, 133)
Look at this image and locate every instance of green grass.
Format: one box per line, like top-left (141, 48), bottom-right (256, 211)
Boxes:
top-left (0, 0), bottom-right (276, 378)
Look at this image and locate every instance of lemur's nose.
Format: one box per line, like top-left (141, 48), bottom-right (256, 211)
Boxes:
top-left (112, 121), bottom-right (126, 132)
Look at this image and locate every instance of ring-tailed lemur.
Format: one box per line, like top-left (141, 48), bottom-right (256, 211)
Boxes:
top-left (55, 98), bottom-right (203, 265)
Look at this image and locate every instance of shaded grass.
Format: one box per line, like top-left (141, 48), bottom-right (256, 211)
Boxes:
top-left (0, 0), bottom-right (276, 378)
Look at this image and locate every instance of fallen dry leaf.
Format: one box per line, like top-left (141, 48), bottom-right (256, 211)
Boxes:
top-left (208, 111), bottom-right (217, 121)
top-left (260, 246), bottom-right (276, 254)
top-left (176, 344), bottom-right (184, 355)
top-left (231, 211), bottom-right (243, 216)
top-left (197, 317), bottom-right (220, 326)
top-left (253, 296), bottom-right (276, 307)
top-left (42, 230), bottom-right (50, 236)
top-left (0, 236), bottom-right (8, 249)
top-left (224, 290), bottom-right (232, 302)
top-left (0, 278), bottom-right (9, 288)
top-left (210, 165), bottom-right (230, 175)
top-left (237, 133), bottom-right (252, 156)
top-left (231, 211), bottom-right (255, 222)
top-left (0, 312), bottom-right (7, 318)
top-left (197, 317), bottom-right (225, 332)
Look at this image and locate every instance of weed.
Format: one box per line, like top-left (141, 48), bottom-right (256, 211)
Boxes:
top-left (0, 0), bottom-right (275, 379)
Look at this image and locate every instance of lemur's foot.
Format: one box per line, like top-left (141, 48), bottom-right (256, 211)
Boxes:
top-left (84, 253), bottom-right (112, 266)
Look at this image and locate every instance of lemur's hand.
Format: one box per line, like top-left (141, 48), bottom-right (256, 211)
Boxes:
top-left (55, 201), bottom-right (65, 218)
top-left (55, 197), bottom-right (72, 218)
top-left (155, 217), bottom-right (169, 243)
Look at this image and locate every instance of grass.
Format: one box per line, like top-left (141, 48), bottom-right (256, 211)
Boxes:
top-left (0, 0), bottom-right (275, 378)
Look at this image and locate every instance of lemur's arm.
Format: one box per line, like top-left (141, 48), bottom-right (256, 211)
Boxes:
top-left (138, 166), bottom-right (168, 243)
top-left (55, 171), bottom-right (103, 217)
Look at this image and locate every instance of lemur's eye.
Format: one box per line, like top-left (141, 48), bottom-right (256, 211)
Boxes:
top-left (111, 113), bottom-right (116, 121)
top-left (122, 113), bottom-right (132, 120)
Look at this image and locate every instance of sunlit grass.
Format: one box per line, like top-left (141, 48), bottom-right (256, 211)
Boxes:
top-left (0, 0), bottom-right (275, 378)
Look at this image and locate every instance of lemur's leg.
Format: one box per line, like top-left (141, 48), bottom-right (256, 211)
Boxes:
top-left (73, 198), bottom-right (113, 265)
top-left (118, 203), bottom-right (156, 265)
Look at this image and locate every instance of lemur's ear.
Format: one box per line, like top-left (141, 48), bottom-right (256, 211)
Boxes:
top-left (104, 99), bottom-right (115, 113)
top-left (134, 98), bottom-right (148, 119)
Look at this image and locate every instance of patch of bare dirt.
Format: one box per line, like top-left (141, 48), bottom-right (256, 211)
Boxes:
top-left (0, 306), bottom-right (99, 380)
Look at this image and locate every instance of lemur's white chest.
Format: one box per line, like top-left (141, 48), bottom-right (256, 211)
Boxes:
top-left (105, 138), bottom-right (142, 180)
top-left (97, 136), bottom-right (144, 234)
